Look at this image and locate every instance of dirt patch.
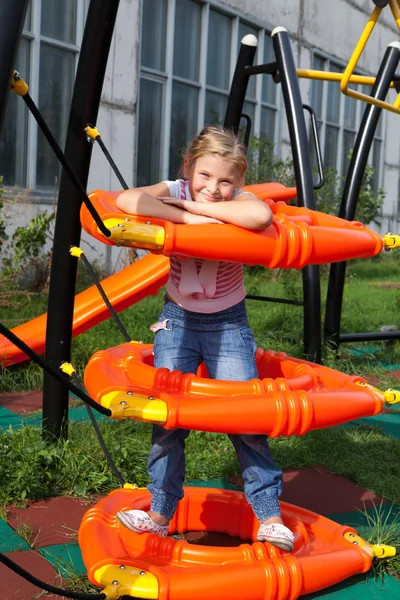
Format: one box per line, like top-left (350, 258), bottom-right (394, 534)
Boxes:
top-left (370, 282), bottom-right (400, 289)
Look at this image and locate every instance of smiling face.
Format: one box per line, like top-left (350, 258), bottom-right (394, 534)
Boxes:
top-left (186, 154), bottom-right (243, 203)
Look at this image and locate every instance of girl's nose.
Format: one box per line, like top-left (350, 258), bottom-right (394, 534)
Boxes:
top-left (207, 181), bottom-right (219, 194)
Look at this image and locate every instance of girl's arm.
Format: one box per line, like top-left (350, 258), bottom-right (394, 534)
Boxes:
top-left (116, 183), bottom-right (222, 224)
top-left (162, 193), bottom-right (273, 230)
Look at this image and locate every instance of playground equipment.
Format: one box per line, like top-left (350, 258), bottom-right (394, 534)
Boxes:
top-left (84, 342), bottom-right (399, 436)
top-left (0, 253), bottom-right (169, 367)
top-left (1, 1), bottom-right (400, 599)
top-left (223, 4), bottom-right (400, 359)
top-left (81, 186), bottom-right (392, 268)
top-left (78, 486), bottom-right (394, 600)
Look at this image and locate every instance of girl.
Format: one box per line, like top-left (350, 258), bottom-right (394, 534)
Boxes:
top-left (115, 126), bottom-right (294, 552)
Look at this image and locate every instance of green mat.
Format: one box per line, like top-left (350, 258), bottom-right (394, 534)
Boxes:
top-left (303, 575), bottom-right (400, 599)
top-left (0, 517), bottom-right (31, 553)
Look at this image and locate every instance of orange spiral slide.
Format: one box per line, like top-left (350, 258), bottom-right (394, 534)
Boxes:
top-left (0, 253), bottom-right (169, 366)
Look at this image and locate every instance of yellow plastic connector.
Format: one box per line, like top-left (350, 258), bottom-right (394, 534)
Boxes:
top-left (356, 381), bottom-right (400, 405)
top-left (344, 531), bottom-right (397, 559)
top-left (101, 218), bottom-right (165, 250)
top-left (60, 362), bottom-right (76, 377)
top-left (101, 390), bottom-right (168, 424)
top-left (383, 388), bottom-right (400, 405)
top-left (383, 233), bottom-right (400, 250)
top-left (69, 246), bottom-right (85, 258)
top-left (84, 125), bottom-right (100, 141)
top-left (96, 564), bottom-right (158, 600)
top-left (371, 543), bottom-right (397, 559)
top-left (10, 70), bottom-right (28, 96)
top-left (123, 483), bottom-right (140, 490)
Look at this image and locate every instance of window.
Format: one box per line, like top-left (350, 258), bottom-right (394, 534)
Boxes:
top-left (0, 0), bottom-right (87, 194)
top-left (137, 0), bottom-right (281, 185)
top-left (309, 54), bottom-right (384, 192)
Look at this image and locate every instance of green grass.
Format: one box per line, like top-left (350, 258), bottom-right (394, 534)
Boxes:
top-left (1, 255), bottom-right (400, 588)
top-left (1, 419), bottom-right (400, 508)
top-left (1, 256), bottom-right (400, 509)
top-left (2, 254), bottom-right (400, 391)
top-left (358, 502), bottom-right (400, 582)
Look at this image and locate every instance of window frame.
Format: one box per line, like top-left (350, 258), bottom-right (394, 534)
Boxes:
top-left (3, 0), bottom-right (87, 196)
top-left (137, 0), bottom-right (282, 184)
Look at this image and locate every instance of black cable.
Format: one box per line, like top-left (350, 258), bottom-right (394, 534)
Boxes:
top-left (0, 322), bottom-right (111, 417)
top-left (70, 372), bottom-right (126, 486)
top-left (21, 92), bottom-right (111, 239)
top-left (79, 253), bottom-right (131, 343)
top-left (0, 552), bottom-right (106, 600)
top-left (95, 135), bottom-right (129, 190)
top-left (246, 294), bottom-right (303, 306)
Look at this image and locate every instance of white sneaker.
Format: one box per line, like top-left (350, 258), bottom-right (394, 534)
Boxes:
top-left (256, 523), bottom-right (294, 551)
top-left (116, 509), bottom-right (169, 537)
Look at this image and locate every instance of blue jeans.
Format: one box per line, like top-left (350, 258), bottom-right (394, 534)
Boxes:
top-left (148, 298), bottom-right (282, 523)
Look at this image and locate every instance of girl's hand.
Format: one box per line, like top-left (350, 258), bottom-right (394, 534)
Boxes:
top-left (158, 197), bottom-right (223, 224)
top-left (184, 213), bottom-right (224, 225)
top-left (159, 197), bottom-right (201, 214)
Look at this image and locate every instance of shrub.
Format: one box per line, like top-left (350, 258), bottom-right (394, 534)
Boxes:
top-left (245, 136), bottom-right (385, 224)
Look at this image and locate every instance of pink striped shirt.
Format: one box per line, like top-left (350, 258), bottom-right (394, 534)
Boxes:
top-left (163, 179), bottom-right (246, 314)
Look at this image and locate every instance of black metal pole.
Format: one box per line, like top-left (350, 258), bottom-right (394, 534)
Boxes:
top-left (224, 35), bottom-right (257, 135)
top-left (96, 136), bottom-right (129, 190)
top-left (0, 0), bottom-right (29, 136)
top-left (272, 27), bottom-right (321, 362)
top-left (42, 0), bottom-right (120, 438)
top-left (340, 331), bottom-right (400, 343)
top-left (324, 42), bottom-right (400, 350)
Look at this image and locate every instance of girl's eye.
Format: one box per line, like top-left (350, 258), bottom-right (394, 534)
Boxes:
top-left (199, 172), bottom-right (209, 177)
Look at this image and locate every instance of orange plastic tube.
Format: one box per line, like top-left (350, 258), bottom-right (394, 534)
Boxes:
top-left (83, 344), bottom-right (384, 436)
top-left (78, 487), bottom-right (372, 600)
top-left (243, 182), bottom-right (297, 202)
top-left (81, 189), bottom-right (383, 266)
top-left (0, 253), bottom-right (169, 366)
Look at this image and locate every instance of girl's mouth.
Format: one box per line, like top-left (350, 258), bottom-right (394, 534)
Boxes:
top-left (201, 192), bottom-right (221, 202)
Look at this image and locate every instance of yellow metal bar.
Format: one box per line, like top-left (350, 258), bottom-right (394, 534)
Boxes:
top-left (341, 6), bottom-right (382, 95)
top-left (390, 0), bottom-right (400, 28)
top-left (102, 390), bottom-right (168, 423)
top-left (340, 3), bottom-right (400, 114)
top-left (296, 69), bottom-right (396, 88)
top-left (100, 217), bottom-right (165, 250)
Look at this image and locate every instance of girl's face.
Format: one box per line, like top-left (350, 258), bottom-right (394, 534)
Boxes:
top-left (186, 155), bottom-right (242, 203)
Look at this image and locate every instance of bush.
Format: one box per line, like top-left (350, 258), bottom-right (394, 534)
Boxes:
top-left (0, 184), bottom-right (55, 292)
top-left (246, 136), bottom-right (385, 224)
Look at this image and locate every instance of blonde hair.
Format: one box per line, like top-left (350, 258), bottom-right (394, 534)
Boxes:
top-left (182, 126), bottom-right (248, 180)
